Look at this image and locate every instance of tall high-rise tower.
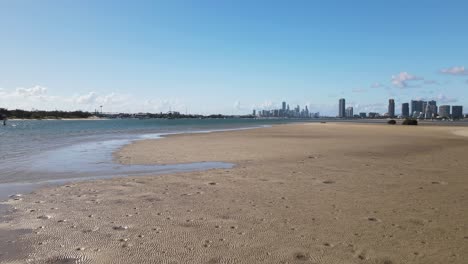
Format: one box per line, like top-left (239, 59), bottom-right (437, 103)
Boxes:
top-left (388, 99), bottom-right (395, 118)
top-left (402, 103), bottom-right (409, 118)
top-left (428, 100), bottom-right (437, 117)
top-left (346, 107), bottom-right (354, 118)
top-left (338, 98), bottom-right (346, 118)
top-left (439, 105), bottom-right (450, 118)
top-left (452, 106), bottom-right (463, 119)
top-left (411, 100), bottom-right (423, 116)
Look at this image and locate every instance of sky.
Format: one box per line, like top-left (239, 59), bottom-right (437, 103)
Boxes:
top-left (1, 0), bottom-right (467, 115)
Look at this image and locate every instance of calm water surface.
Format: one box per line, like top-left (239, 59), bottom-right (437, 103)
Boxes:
top-left (0, 118), bottom-right (307, 199)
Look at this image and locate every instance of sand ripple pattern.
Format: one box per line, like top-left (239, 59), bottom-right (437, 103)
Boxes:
top-left (2, 124), bottom-right (468, 263)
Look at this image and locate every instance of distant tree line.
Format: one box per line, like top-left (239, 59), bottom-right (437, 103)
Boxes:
top-left (105, 112), bottom-right (256, 119)
top-left (0, 108), bottom-right (93, 119)
top-left (0, 108), bottom-right (257, 120)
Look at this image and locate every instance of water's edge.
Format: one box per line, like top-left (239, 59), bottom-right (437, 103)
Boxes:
top-left (0, 124), bottom-right (273, 202)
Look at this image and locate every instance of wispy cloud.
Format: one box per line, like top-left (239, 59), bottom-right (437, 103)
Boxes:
top-left (352, 88), bottom-right (367, 93)
top-left (142, 99), bottom-right (186, 113)
top-left (440, 66), bottom-right (468, 76)
top-left (391, 72), bottom-right (423, 88)
top-left (2, 85), bottom-right (55, 102)
top-left (353, 103), bottom-right (387, 114)
top-left (0, 85), bottom-right (60, 110)
top-left (0, 85), bottom-right (183, 113)
top-left (15, 85), bottom-right (48, 97)
top-left (423, 80), bottom-right (440, 85)
top-left (370, 83), bottom-right (385, 88)
top-left (416, 94), bottom-right (458, 104)
top-left (434, 94), bottom-right (458, 104)
top-left (74, 92), bottom-right (129, 108)
top-left (75, 92), bottom-right (98, 104)
top-left (233, 100), bottom-right (242, 110)
top-left (252, 100), bottom-right (278, 110)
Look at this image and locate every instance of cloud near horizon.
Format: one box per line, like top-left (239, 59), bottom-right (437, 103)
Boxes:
top-left (415, 94), bottom-right (458, 104)
top-left (352, 88), bottom-right (367, 93)
top-left (0, 86), bottom-right (183, 113)
top-left (423, 80), bottom-right (440, 85)
top-left (371, 83), bottom-right (385, 88)
top-left (348, 102), bottom-right (387, 114)
top-left (434, 94), bottom-right (458, 104)
top-left (251, 100), bottom-right (279, 111)
top-left (391, 72), bottom-right (423, 88)
top-left (440, 66), bottom-right (468, 76)
top-left (15, 85), bottom-right (48, 97)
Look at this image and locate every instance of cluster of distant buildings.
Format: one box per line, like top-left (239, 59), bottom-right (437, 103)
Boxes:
top-left (253, 101), bottom-right (320, 118)
top-left (338, 98), bottom-right (465, 119)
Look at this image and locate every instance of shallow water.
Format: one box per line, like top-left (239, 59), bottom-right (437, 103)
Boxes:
top-left (0, 118), bottom-right (307, 199)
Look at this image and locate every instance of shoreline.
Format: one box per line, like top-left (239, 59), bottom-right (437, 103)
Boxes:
top-left (2, 123), bottom-right (468, 263)
top-left (7, 118), bottom-right (109, 121)
top-left (0, 125), bottom-right (272, 199)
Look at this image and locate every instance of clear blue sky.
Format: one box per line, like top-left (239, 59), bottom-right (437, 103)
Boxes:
top-left (1, 0), bottom-right (467, 115)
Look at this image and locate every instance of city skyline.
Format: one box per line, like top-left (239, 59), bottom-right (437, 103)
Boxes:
top-left (335, 97), bottom-right (464, 119)
top-left (1, 1), bottom-right (468, 115)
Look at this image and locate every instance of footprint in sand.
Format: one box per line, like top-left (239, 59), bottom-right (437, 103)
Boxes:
top-left (37, 215), bottom-right (52, 220)
top-left (45, 256), bottom-right (87, 264)
top-left (431, 181), bottom-right (448, 185)
top-left (294, 252), bottom-right (311, 261)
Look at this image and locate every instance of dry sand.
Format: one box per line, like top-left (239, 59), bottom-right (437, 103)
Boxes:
top-left (1, 123), bottom-right (468, 264)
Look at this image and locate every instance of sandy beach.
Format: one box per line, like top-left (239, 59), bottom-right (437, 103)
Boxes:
top-left (1, 123), bottom-right (468, 264)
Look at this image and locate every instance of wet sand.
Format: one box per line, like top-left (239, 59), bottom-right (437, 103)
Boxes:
top-left (1, 123), bottom-right (468, 263)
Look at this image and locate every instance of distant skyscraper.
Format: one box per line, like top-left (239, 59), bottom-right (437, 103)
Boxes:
top-left (282, 101), bottom-right (286, 111)
top-left (338, 98), bottom-right (346, 118)
top-left (439, 105), bottom-right (450, 118)
top-left (345, 107), bottom-right (353, 118)
top-left (411, 100), bottom-right (424, 117)
top-left (402, 103), bottom-right (409, 118)
top-left (428, 100), bottom-right (437, 116)
top-left (359, 112), bottom-right (367, 118)
top-left (410, 100), bottom-right (417, 116)
top-left (388, 99), bottom-right (395, 118)
top-left (422, 101), bottom-right (428, 116)
top-left (452, 106), bottom-right (463, 119)
top-left (252, 109), bottom-right (256, 116)
top-left (424, 100), bottom-right (437, 119)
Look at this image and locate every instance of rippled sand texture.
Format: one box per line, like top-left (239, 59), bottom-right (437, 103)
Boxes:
top-left (2, 123), bottom-right (468, 264)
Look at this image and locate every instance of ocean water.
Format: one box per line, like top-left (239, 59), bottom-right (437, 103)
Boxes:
top-left (0, 118), bottom-right (305, 199)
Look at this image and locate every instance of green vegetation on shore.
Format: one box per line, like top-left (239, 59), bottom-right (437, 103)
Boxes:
top-left (0, 108), bottom-right (93, 119)
top-left (0, 108), bottom-right (257, 120)
top-left (402, 118), bottom-right (418, 125)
